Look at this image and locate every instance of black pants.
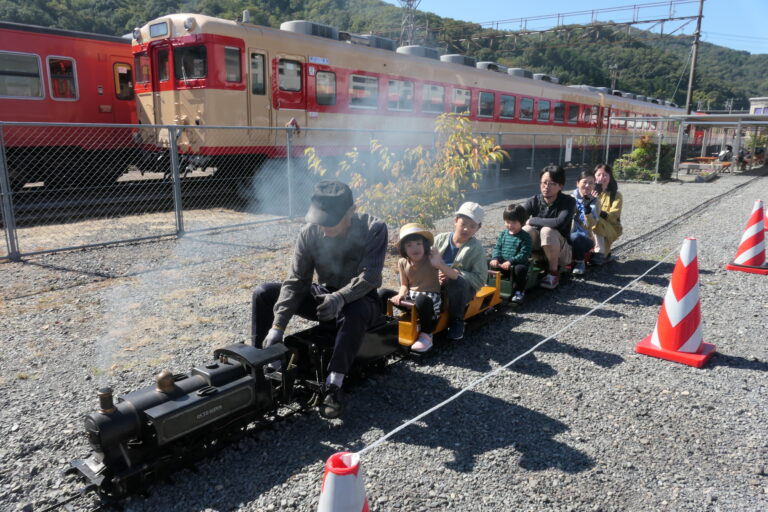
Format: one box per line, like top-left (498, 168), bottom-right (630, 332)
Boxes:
top-left (251, 282), bottom-right (380, 375)
top-left (570, 232), bottom-right (595, 260)
top-left (498, 263), bottom-right (529, 292)
top-left (444, 275), bottom-right (474, 324)
top-left (412, 294), bottom-right (437, 334)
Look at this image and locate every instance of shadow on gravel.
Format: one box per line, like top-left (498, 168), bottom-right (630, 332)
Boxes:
top-left (709, 352), bottom-right (768, 372)
top-left (340, 372), bottom-right (595, 475)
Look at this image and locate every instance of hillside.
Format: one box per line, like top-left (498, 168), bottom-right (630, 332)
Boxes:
top-left (1, 0), bottom-right (764, 110)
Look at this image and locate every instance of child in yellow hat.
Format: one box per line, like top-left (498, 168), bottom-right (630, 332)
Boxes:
top-left (392, 223), bottom-right (441, 352)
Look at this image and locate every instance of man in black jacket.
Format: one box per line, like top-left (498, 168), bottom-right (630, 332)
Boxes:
top-left (251, 180), bottom-right (387, 419)
top-left (522, 164), bottom-right (576, 289)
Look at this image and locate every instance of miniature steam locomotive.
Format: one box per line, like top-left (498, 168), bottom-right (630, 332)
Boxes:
top-left (70, 272), bottom-right (520, 498)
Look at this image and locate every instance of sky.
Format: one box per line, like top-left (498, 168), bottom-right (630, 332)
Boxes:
top-left (382, 0), bottom-right (768, 55)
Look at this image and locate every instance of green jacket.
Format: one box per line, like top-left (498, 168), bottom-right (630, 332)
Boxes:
top-left (434, 232), bottom-right (488, 291)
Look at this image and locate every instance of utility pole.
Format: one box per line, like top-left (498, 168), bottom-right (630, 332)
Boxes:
top-left (684, 0), bottom-right (705, 114)
top-left (608, 64), bottom-right (619, 91)
top-left (399, 0), bottom-right (422, 46)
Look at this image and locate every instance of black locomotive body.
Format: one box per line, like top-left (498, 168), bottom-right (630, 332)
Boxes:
top-left (71, 316), bottom-right (402, 498)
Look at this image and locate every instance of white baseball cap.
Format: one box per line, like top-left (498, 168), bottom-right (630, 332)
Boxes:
top-left (455, 201), bottom-right (484, 224)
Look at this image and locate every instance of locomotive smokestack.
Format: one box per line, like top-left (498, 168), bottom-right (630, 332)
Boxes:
top-left (98, 387), bottom-right (116, 414)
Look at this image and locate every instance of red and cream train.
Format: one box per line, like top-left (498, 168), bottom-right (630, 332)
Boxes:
top-left (130, 12), bottom-right (684, 170)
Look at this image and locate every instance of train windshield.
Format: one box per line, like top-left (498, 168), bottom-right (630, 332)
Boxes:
top-left (174, 46), bottom-right (207, 80)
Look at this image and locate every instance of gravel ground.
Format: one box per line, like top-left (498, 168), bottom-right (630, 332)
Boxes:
top-left (1, 170), bottom-right (767, 512)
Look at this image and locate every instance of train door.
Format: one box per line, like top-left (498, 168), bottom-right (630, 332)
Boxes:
top-left (247, 49), bottom-right (273, 144)
top-left (272, 54), bottom-right (307, 133)
top-left (150, 43), bottom-right (173, 126)
top-left (110, 56), bottom-right (135, 123)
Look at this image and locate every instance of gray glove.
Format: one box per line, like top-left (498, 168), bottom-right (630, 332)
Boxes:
top-left (262, 327), bottom-right (284, 348)
top-left (316, 292), bottom-right (345, 322)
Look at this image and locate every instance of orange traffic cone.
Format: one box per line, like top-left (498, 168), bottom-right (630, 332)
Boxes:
top-left (725, 199), bottom-right (768, 275)
top-left (317, 452), bottom-right (370, 512)
top-left (636, 237), bottom-right (716, 368)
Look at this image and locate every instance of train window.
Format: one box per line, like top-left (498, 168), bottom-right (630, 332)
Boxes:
top-left (224, 47), bottom-right (241, 82)
top-left (519, 98), bottom-right (534, 120)
top-left (349, 74), bottom-right (378, 109)
top-left (422, 84), bottom-right (444, 113)
top-left (553, 102), bottom-right (565, 123)
top-left (538, 100), bottom-right (550, 122)
top-left (250, 53), bottom-right (265, 95)
top-left (478, 92), bottom-right (494, 117)
top-left (500, 95), bottom-right (515, 119)
top-left (451, 88), bottom-right (470, 114)
top-left (278, 59), bottom-right (302, 92)
top-left (582, 106), bottom-right (591, 124)
top-left (567, 104), bottom-right (578, 124)
top-left (113, 63), bottom-right (134, 101)
top-left (316, 71), bottom-right (336, 106)
top-left (134, 53), bottom-right (150, 84)
top-left (149, 22), bottom-right (168, 38)
top-left (0, 51), bottom-right (43, 98)
top-left (157, 49), bottom-right (169, 81)
top-left (388, 79), bottom-right (413, 111)
top-left (603, 109), bottom-right (610, 128)
top-left (590, 108), bottom-right (598, 126)
top-left (174, 46), bottom-right (207, 80)
top-left (47, 57), bottom-right (78, 100)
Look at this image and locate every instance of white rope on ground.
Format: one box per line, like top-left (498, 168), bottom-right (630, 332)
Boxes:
top-left (357, 246), bottom-right (679, 458)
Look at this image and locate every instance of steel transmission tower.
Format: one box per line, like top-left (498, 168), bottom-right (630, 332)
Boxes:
top-left (399, 0), bottom-right (422, 46)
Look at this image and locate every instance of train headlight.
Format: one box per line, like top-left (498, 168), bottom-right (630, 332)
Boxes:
top-left (184, 17), bottom-right (196, 31)
top-left (132, 28), bottom-right (142, 43)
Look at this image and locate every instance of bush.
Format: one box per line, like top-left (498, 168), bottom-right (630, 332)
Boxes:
top-left (613, 136), bottom-right (674, 180)
top-left (305, 114), bottom-right (507, 229)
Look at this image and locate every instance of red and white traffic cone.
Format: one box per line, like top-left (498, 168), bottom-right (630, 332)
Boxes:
top-left (636, 237), bottom-right (716, 368)
top-left (317, 452), bottom-right (369, 512)
top-left (725, 199), bottom-right (768, 275)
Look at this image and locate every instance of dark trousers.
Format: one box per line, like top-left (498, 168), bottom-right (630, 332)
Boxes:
top-left (444, 275), bottom-right (474, 324)
top-left (498, 263), bottom-right (529, 292)
top-left (412, 294), bottom-right (436, 334)
top-left (251, 282), bottom-right (380, 375)
top-left (570, 232), bottom-right (595, 261)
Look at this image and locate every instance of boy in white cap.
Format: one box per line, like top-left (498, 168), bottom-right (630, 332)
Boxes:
top-left (429, 202), bottom-right (487, 340)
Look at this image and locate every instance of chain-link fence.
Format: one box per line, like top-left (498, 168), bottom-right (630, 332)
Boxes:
top-left (1, 121), bottom-right (678, 261)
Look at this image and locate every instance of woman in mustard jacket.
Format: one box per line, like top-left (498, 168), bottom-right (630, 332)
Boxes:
top-left (591, 164), bottom-right (622, 265)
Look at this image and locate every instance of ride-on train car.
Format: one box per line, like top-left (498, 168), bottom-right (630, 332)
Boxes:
top-left (130, 13), bottom-right (684, 177)
top-left (0, 21), bottom-right (137, 189)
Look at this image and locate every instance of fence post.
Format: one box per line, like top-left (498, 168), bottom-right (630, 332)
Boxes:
top-left (167, 127), bottom-right (184, 235)
top-left (530, 134), bottom-right (536, 178)
top-left (604, 116), bottom-right (612, 163)
top-left (581, 136), bottom-right (586, 164)
top-left (654, 130), bottom-right (663, 182)
top-left (558, 134), bottom-right (563, 165)
top-left (672, 121), bottom-right (685, 180)
top-left (0, 126), bottom-right (20, 261)
top-left (286, 128), bottom-right (294, 217)
top-left (496, 132), bottom-right (502, 188)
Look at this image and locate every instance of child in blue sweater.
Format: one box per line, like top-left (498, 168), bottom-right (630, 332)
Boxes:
top-left (490, 204), bottom-right (532, 304)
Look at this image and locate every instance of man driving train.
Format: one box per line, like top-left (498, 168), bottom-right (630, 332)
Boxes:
top-left (250, 180), bottom-right (387, 419)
